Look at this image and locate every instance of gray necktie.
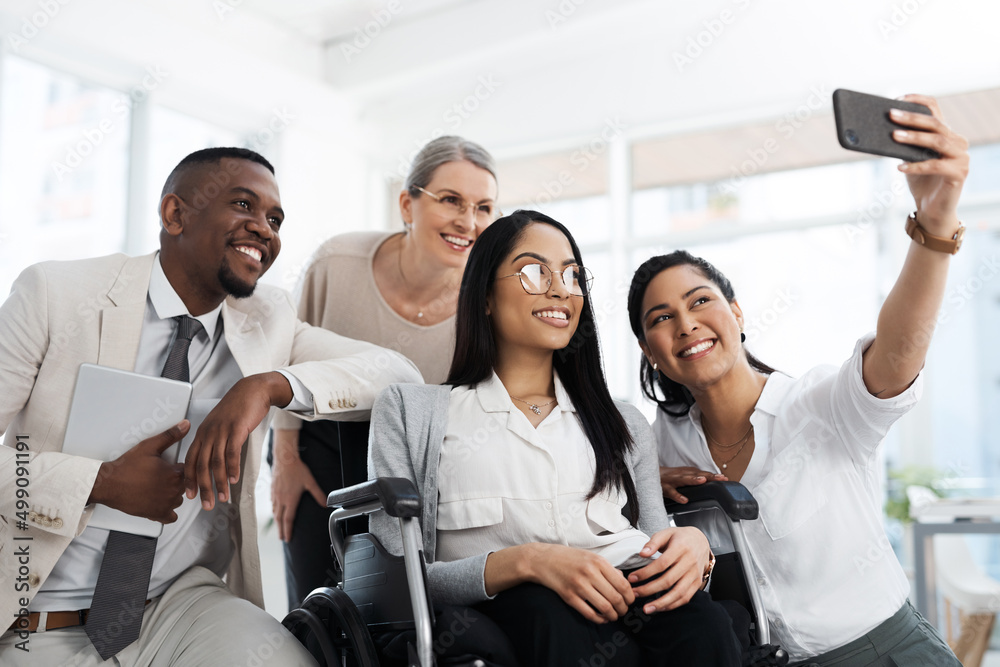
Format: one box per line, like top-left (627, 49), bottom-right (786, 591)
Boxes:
top-left (85, 315), bottom-right (203, 659)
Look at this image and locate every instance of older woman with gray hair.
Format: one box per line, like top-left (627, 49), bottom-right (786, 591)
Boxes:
top-left (270, 136), bottom-right (500, 609)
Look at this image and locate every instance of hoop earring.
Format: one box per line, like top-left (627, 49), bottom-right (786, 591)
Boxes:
top-left (652, 361), bottom-right (660, 382)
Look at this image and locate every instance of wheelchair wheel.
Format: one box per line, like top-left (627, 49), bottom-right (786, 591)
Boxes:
top-left (282, 586), bottom-right (380, 667)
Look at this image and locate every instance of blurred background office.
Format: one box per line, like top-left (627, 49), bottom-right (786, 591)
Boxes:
top-left (1, 0), bottom-right (998, 659)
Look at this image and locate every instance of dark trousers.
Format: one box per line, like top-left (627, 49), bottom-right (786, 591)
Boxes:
top-left (474, 583), bottom-right (743, 667)
top-left (269, 420), bottom-right (370, 611)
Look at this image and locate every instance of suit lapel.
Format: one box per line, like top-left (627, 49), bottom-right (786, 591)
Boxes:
top-left (97, 254), bottom-right (155, 371)
top-left (222, 299), bottom-right (269, 378)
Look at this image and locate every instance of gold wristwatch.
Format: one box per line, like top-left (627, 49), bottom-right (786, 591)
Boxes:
top-left (905, 212), bottom-right (964, 255)
top-left (701, 550), bottom-right (716, 590)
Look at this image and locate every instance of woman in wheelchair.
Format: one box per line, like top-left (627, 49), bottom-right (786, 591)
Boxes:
top-left (627, 95), bottom-right (965, 666)
top-left (369, 211), bottom-right (743, 666)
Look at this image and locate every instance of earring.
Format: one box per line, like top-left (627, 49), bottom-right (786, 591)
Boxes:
top-left (740, 330), bottom-right (746, 343)
top-left (652, 361), bottom-right (660, 382)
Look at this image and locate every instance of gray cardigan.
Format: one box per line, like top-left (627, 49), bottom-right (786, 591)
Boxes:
top-left (367, 382), bottom-right (669, 606)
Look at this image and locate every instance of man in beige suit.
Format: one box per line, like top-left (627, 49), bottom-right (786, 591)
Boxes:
top-left (0, 147), bottom-right (422, 665)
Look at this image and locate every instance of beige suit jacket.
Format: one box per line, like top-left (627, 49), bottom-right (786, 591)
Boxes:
top-left (0, 252), bottom-right (421, 623)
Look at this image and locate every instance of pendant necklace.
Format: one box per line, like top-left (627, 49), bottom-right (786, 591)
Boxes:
top-left (703, 421), bottom-right (754, 470)
top-left (511, 395), bottom-right (556, 415)
top-left (396, 242), bottom-right (430, 320)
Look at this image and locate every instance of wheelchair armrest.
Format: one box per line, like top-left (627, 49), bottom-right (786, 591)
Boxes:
top-left (667, 481), bottom-right (759, 521)
top-left (327, 477), bottom-right (421, 519)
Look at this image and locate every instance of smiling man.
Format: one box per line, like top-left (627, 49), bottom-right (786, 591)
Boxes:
top-left (0, 147), bottom-right (422, 666)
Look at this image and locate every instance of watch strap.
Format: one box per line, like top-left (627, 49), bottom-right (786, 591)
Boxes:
top-left (905, 212), bottom-right (964, 255)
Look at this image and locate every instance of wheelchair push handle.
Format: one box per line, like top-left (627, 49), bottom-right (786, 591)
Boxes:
top-left (327, 477), bottom-right (421, 519)
top-left (667, 480), bottom-right (759, 521)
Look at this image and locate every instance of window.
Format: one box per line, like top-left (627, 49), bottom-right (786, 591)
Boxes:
top-left (0, 55), bottom-right (129, 299)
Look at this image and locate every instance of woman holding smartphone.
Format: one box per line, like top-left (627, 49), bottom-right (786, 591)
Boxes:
top-left (369, 211), bottom-right (742, 666)
top-left (627, 95), bottom-right (965, 666)
top-left (270, 136), bottom-right (500, 609)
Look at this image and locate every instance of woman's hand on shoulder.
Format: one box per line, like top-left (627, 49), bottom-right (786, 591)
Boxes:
top-left (523, 543), bottom-right (636, 624)
top-left (627, 526), bottom-right (711, 613)
top-left (660, 466), bottom-right (727, 503)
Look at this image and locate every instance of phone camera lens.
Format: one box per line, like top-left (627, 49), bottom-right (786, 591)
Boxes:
top-left (845, 129), bottom-right (860, 146)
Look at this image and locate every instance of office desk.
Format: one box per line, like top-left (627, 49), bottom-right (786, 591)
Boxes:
top-left (911, 499), bottom-right (1000, 626)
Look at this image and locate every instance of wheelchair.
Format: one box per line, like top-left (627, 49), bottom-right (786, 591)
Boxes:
top-left (281, 454), bottom-right (777, 666)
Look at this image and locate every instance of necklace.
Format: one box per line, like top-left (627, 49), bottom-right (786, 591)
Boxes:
top-left (713, 431), bottom-right (753, 470)
top-left (702, 420), bottom-right (753, 450)
top-left (511, 395), bottom-right (556, 415)
top-left (703, 424), bottom-right (754, 470)
top-left (395, 239), bottom-right (430, 320)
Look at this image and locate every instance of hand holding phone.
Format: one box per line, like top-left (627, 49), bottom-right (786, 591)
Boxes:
top-left (832, 89), bottom-right (940, 162)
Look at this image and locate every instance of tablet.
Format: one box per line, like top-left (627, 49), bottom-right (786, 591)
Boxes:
top-left (63, 363), bottom-right (193, 537)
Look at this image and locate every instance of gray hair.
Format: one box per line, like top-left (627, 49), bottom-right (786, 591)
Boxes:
top-left (404, 135), bottom-right (497, 196)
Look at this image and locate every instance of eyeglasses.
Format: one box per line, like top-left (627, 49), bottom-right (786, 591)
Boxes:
top-left (500, 263), bottom-right (594, 297)
top-left (414, 186), bottom-right (501, 222)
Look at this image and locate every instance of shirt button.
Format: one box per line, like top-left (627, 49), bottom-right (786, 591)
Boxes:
top-left (40, 517), bottom-right (52, 528)
top-left (547, 520), bottom-right (555, 528)
top-left (544, 502), bottom-right (553, 510)
top-left (52, 518), bottom-right (64, 529)
top-left (348, 398), bottom-right (357, 408)
top-left (757, 577), bottom-right (767, 586)
top-left (28, 511), bottom-right (38, 523)
top-left (28, 573), bottom-right (40, 587)
top-left (328, 398), bottom-right (337, 409)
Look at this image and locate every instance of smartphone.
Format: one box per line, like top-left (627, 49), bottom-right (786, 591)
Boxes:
top-left (832, 89), bottom-right (939, 162)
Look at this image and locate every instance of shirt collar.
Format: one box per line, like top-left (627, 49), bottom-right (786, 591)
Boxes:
top-left (475, 370), bottom-right (576, 413)
top-left (750, 372), bottom-right (794, 417)
top-left (149, 253), bottom-right (221, 342)
top-left (683, 372), bottom-right (791, 430)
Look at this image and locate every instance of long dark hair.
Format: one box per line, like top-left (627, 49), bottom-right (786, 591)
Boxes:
top-left (627, 251), bottom-right (776, 417)
top-left (447, 210), bottom-right (639, 522)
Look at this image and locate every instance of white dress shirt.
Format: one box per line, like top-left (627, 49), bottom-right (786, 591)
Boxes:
top-left (437, 372), bottom-right (652, 570)
top-left (33, 254), bottom-right (310, 610)
top-left (653, 334), bottom-right (917, 661)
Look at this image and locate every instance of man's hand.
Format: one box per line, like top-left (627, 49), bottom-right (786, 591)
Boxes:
top-left (184, 372), bottom-right (293, 510)
top-left (660, 466), bottom-right (727, 503)
top-left (89, 420), bottom-right (190, 523)
top-left (527, 543), bottom-right (636, 624)
top-left (627, 526), bottom-right (711, 613)
top-left (271, 428), bottom-right (326, 542)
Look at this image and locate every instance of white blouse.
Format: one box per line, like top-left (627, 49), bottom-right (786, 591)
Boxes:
top-left (653, 334), bottom-right (918, 661)
top-left (437, 372), bottom-right (652, 570)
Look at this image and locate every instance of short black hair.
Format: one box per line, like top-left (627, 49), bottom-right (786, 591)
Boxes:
top-left (161, 147), bottom-right (274, 200)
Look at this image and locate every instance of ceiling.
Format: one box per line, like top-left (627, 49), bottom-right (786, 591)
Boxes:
top-left (235, 0), bottom-right (1000, 177)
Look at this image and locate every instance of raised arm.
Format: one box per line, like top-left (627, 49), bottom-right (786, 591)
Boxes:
top-left (862, 94), bottom-right (969, 398)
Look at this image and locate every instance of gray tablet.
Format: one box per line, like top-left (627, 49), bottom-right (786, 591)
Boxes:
top-left (63, 363), bottom-right (192, 537)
